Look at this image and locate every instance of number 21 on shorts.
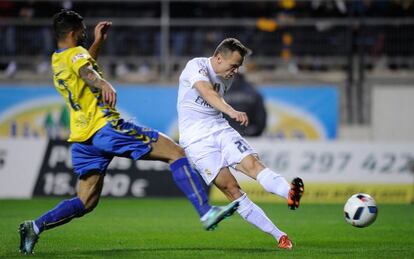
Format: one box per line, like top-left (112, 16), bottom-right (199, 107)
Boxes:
top-left (234, 140), bottom-right (249, 153)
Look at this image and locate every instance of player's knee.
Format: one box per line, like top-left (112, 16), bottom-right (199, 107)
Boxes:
top-left (252, 159), bottom-right (264, 171)
top-left (78, 194), bottom-right (100, 214)
top-left (219, 183), bottom-right (241, 200)
top-left (170, 145), bottom-right (186, 161)
top-left (83, 199), bottom-right (100, 214)
top-left (241, 157), bottom-right (264, 176)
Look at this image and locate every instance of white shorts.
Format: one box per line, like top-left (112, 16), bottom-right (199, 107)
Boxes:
top-left (184, 128), bottom-right (256, 185)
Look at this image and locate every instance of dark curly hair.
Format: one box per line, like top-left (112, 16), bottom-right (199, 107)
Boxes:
top-left (52, 10), bottom-right (84, 41)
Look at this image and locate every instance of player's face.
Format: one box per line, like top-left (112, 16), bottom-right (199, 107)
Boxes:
top-left (74, 24), bottom-right (87, 47)
top-left (217, 51), bottom-right (244, 79)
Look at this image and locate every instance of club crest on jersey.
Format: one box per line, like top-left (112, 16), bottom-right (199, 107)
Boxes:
top-left (198, 67), bottom-right (208, 76)
top-left (205, 169), bottom-right (212, 177)
top-left (71, 53), bottom-right (88, 63)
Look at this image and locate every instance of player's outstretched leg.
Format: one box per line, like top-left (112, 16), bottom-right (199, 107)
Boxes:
top-left (18, 221), bottom-right (39, 255)
top-left (147, 134), bottom-right (239, 230)
top-left (18, 173), bottom-right (102, 254)
top-left (256, 168), bottom-right (304, 210)
top-left (201, 201), bottom-right (239, 231)
top-left (287, 177), bottom-right (304, 210)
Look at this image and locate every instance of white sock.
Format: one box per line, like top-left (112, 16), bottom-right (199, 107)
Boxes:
top-left (32, 221), bottom-right (40, 235)
top-left (256, 168), bottom-right (290, 199)
top-left (200, 208), bottom-right (211, 221)
top-left (236, 193), bottom-right (285, 241)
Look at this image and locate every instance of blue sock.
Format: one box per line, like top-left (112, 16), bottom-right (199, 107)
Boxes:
top-left (34, 197), bottom-right (85, 234)
top-left (170, 157), bottom-right (211, 217)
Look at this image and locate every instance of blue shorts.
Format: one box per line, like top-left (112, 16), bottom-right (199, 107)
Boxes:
top-left (71, 120), bottom-right (159, 177)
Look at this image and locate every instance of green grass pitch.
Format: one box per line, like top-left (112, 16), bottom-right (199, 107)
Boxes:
top-left (1, 198), bottom-right (413, 258)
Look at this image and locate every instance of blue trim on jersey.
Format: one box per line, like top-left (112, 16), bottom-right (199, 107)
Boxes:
top-left (55, 48), bottom-right (68, 53)
top-left (58, 79), bottom-right (81, 111)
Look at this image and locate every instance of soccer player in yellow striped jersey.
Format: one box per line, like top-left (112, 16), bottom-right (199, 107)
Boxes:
top-left (18, 10), bottom-right (239, 255)
top-left (51, 32), bottom-right (120, 142)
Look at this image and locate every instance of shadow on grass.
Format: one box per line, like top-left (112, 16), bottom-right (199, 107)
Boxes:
top-left (1, 247), bottom-right (282, 258)
top-left (80, 247), bottom-right (278, 254)
top-left (76, 247), bottom-right (282, 257)
top-left (3, 246), bottom-right (286, 258)
top-left (90, 247), bottom-right (277, 254)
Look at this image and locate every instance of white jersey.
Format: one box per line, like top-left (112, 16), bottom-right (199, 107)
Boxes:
top-left (177, 57), bottom-right (234, 147)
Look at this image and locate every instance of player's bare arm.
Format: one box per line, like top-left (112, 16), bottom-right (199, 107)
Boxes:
top-left (194, 81), bottom-right (249, 126)
top-left (88, 21), bottom-right (112, 60)
top-left (79, 64), bottom-right (117, 108)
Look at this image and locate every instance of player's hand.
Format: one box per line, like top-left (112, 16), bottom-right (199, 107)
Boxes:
top-left (101, 82), bottom-right (117, 108)
top-left (94, 21), bottom-right (112, 43)
top-left (229, 110), bottom-right (249, 127)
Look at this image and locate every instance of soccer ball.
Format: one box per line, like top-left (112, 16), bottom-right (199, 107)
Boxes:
top-left (344, 193), bottom-right (378, 228)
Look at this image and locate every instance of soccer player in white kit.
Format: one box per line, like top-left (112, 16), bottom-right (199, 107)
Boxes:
top-left (177, 38), bottom-right (304, 250)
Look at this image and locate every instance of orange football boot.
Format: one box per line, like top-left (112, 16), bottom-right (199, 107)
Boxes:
top-left (287, 177), bottom-right (304, 210)
top-left (278, 235), bottom-right (293, 250)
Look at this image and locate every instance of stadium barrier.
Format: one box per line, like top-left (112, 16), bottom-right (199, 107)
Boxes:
top-left (1, 139), bottom-right (413, 203)
top-left (210, 140), bottom-right (414, 204)
top-left (39, 140), bottom-right (186, 198)
top-left (0, 138), bottom-right (47, 198)
top-left (0, 139), bottom-right (185, 198)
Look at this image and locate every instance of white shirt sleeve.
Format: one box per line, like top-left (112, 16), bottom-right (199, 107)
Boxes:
top-left (186, 59), bottom-right (210, 88)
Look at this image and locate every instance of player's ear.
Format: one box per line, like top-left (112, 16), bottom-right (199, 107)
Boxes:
top-left (67, 30), bottom-right (75, 39)
top-left (216, 53), bottom-right (223, 64)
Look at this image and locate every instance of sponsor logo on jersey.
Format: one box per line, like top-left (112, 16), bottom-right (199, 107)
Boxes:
top-left (71, 53), bottom-right (88, 63)
top-left (195, 96), bottom-right (213, 108)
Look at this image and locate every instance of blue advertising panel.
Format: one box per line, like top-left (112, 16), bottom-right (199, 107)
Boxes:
top-left (0, 84), bottom-right (338, 140)
top-left (260, 86), bottom-right (338, 139)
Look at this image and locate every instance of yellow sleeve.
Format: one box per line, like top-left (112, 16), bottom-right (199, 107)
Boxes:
top-left (70, 47), bottom-right (92, 77)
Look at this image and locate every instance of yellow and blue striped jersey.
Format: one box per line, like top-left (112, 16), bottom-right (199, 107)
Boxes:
top-left (51, 46), bottom-right (120, 142)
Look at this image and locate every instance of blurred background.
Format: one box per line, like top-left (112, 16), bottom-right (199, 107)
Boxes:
top-left (0, 0), bottom-right (413, 204)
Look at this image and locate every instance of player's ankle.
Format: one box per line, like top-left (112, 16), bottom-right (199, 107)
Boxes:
top-left (32, 221), bottom-right (41, 235)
